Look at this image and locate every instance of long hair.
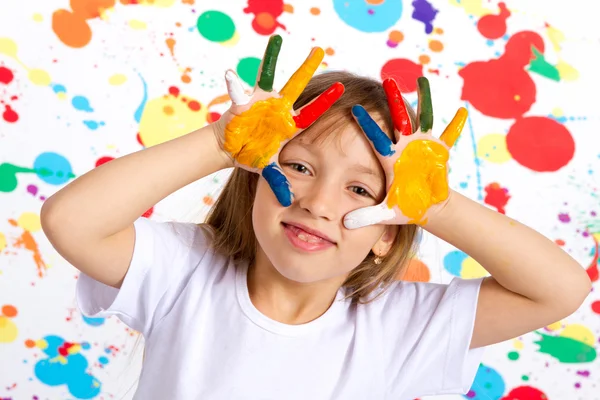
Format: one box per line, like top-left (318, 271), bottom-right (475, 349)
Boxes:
top-left (205, 71), bottom-right (420, 303)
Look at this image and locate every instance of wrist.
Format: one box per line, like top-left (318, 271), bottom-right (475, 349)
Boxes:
top-left (209, 118), bottom-right (235, 170)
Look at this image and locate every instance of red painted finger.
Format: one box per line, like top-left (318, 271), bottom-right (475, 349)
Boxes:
top-left (293, 82), bottom-right (345, 129)
top-left (383, 78), bottom-right (412, 137)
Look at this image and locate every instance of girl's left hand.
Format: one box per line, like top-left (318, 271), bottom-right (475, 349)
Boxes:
top-left (344, 77), bottom-right (467, 229)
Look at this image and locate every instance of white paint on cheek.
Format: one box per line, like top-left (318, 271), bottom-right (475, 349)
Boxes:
top-left (225, 70), bottom-right (251, 105)
top-left (343, 204), bottom-right (395, 229)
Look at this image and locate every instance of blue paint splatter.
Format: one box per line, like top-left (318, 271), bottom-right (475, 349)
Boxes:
top-left (134, 73), bottom-right (148, 123)
top-left (51, 84), bottom-right (67, 94)
top-left (82, 315), bottom-right (105, 326)
top-left (83, 121), bottom-right (105, 130)
top-left (33, 152), bottom-right (74, 185)
top-left (352, 105), bottom-right (394, 157)
top-left (333, 0), bottom-right (403, 32)
top-left (72, 96), bottom-right (94, 112)
top-left (464, 102), bottom-right (483, 201)
top-left (464, 364), bottom-right (506, 400)
top-left (98, 356), bottom-right (109, 365)
top-left (443, 250), bottom-right (468, 277)
top-left (412, 0), bottom-right (438, 34)
top-left (33, 335), bottom-right (101, 399)
top-left (262, 163), bottom-right (292, 207)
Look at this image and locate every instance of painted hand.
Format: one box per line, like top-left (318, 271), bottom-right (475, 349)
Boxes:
top-left (344, 77), bottom-right (467, 229)
top-left (219, 35), bottom-right (344, 207)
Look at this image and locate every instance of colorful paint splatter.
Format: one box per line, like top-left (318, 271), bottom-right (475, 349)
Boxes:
top-left (1, 1), bottom-right (598, 399)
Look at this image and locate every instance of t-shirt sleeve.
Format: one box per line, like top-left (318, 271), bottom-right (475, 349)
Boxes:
top-left (379, 277), bottom-right (485, 398)
top-left (76, 217), bottom-right (213, 337)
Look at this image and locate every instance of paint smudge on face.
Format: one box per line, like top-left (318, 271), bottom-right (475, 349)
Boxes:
top-left (500, 386), bottom-right (548, 400)
top-left (244, 0), bottom-right (286, 35)
top-left (466, 364), bottom-right (506, 400)
top-left (484, 182), bottom-right (510, 214)
top-left (411, 0), bottom-right (438, 34)
top-left (477, 2), bottom-right (510, 40)
top-left (0, 305), bottom-right (18, 343)
top-left (459, 31), bottom-right (544, 119)
top-left (27, 335), bottom-right (102, 398)
top-left (380, 59), bottom-right (423, 93)
top-left (506, 116), bottom-right (574, 172)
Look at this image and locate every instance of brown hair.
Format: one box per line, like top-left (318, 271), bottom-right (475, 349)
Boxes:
top-left (205, 71), bottom-right (420, 303)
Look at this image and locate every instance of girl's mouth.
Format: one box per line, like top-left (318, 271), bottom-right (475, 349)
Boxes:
top-left (282, 223), bottom-right (336, 252)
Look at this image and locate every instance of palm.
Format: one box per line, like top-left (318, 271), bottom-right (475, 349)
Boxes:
top-left (345, 77), bottom-right (467, 229)
top-left (221, 35), bottom-right (343, 206)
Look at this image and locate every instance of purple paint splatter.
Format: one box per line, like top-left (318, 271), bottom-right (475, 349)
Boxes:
top-left (558, 213), bottom-right (571, 223)
top-left (412, 0), bottom-right (438, 34)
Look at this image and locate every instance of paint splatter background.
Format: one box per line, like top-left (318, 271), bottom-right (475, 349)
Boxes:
top-left (1, 0), bottom-right (599, 398)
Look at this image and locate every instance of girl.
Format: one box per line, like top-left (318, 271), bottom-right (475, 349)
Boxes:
top-left (41, 36), bottom-right (591, 399)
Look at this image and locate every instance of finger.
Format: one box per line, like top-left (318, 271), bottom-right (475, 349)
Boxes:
top-left (416, 77), bottom-right (433, 133)
top-left (262, 162), bottom-right (293, 207)
top-left (439, 107), bottom-right (468, 147)
top-left (225, 70), bottom-right (251, 106)
top-left (343, 203), bottom-right (396, 230)
top-left (351, 105), bottom-right (395, 157)
top-left (293, 82), bottom-right (345, 129)
top-left (280, 47), bottom-right (325, 105)
top-left (383, 78), bottom-right (412, 138)
top-left (257, 35), bottom-right (283, 92)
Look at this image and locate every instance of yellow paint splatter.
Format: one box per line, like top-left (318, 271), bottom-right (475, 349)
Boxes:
top-left (0, 37), bottom-right (19, 59)
top-left (18, 212), bottom-right (42, 232)
top-left (109, 73), bottom-right (127, 86)
top-left (128, 19), bottom-right (147, 30)
top-left (560, 324), bottom-right (596, 346)
top-left (448, 0), bottom-right (494, 16)
top-left (28, 69), bottom-right (52, 86)
top-left (545, 320), bottom-right (563, 331)
top-left (32, 13), bottom-right (44, 22)
top-left (0, 232), bottom-right (6, 251)
top-left (0, 305), bottom-right (18, 343)
top-left (556, 60), bottom-right (579, 81)
top-left (512, 339), bottom-right (524, 350)
top-left (139, 93), bottom-right (207, 147)
top-left (477, 133), bottom-right (511, 164)
top-left (220, 30), bottom-right (240, 48)
top-left (461, 257), bottom-right (488, 278)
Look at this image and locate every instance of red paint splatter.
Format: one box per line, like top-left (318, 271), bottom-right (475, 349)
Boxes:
top-left (168, 86), bottom-right (180, 97)
top-left (208, 112), bottom-right (221, 123)
top-left (58, 341), bottom-right (77, 357)
top-left (555, 239), bottom-right (565, 246)
top-left (187, 100), bottom-right (201, 111)
top-left (459, 31), bottom-right (544, 119)
top-left (136, 132), bottom-right (144, 146)
top-left (591, 301), bottom-right (600, 315)
top-left (484, 182), bottom-right (510, 214)
top-left (380, 59), bottom-right (423, 93)
top-left (3, 105), bottom-right (19, 123)
top-left (142, 207), bottom-right (153, 218)
top-left (95, 156), bottom-right (115, 167)
top-left (0, 66), bottom-right (14, 84)
top-left (243, 0), bottom-right (286, 35)
top-left (501, 386), bottom-right (548, 400)
top-left (506, 116), bottom-right (574, 172)
top-left (587, 235), bottom-right (599, 283)
top-left (477, 2), bottom-right (511, 40)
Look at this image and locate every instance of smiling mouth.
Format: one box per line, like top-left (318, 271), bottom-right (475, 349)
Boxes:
top-left (281, 222), bottom-right (337, 251)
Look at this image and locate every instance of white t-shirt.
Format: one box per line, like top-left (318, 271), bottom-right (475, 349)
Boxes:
top-left (77, 217), bottom-right (485, 400)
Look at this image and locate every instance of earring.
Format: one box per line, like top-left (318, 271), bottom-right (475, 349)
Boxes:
top-left (374, 255), bottom-right (383, 265)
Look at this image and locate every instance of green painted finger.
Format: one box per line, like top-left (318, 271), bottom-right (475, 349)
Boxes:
top-left (257, 35), bottom-right (282, 91)
top-left (417, 77), bottom-right (433, 132)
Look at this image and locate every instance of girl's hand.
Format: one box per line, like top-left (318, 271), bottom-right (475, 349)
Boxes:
top-left (214, 35), bottom-right (345, 207)
top-left (343, 77), bottom-right (467, 229)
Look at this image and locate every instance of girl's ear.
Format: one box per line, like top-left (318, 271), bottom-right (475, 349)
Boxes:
top-left (372, 225), bottom-right (398, 257)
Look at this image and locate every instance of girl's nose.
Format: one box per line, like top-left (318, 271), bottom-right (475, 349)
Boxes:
top-left (296, 181), bottom-right (339, 221)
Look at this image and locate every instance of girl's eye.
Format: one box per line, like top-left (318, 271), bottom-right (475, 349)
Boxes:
top-left (288, 163), bottom-right (311, 175)
top-left (350, 186), bottom-right (371, 198)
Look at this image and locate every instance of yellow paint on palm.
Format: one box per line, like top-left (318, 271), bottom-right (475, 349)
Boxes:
top-left (224, 97), bottom-right (296, 168)
top-left (387, 140), bottom-right (449, 224)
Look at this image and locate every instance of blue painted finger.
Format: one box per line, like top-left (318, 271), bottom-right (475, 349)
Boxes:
top-left (262, 163), bottom-right (293, 207)
top-left (351, 105), bottom-right (395, 157)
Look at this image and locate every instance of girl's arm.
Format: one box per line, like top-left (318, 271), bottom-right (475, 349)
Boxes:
top-left (41, 123), bottom-right (232, 288)
top-left (424, 190), bottom-right (592, 349)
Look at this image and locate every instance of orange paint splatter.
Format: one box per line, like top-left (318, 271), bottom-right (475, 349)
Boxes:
top-left (555, 239), bottom-right (565, 246)
top-left (166, 37), bottom-right (176, 57)
top-left (52, 0), bottom-right (115, 48)
top-left (325, 47), bottom-right (335, 56)
top-left (389, 30), bottom-right (404, 43)
top-left (182, 0), bottom-right (194, 4)
top-left (429, 39), bottom-right (444, 52)
top-left (434, 27), bottom-right (444, 34)
top-left (399, 259), bottom-right (431, 282)
top-left (8, 219), bottom-right (47, 277)
top-left (203, 195), bottom-right (214, 205)
top-left (2, 305), bottom-right (17, 318)
top-left (181, 66), bottom-right (192, 83)
top-left (310, 7), bottom-right (320, 15)
top-left (418, 54), bottom-right (431, 64)
top-left (25, 339), bottom-right (36, 348)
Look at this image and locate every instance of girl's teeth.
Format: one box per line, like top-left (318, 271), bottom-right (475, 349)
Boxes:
top-left (297, 232), bottom-right (323, 243)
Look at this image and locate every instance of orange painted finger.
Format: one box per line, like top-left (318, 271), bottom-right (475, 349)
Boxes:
top-left (439, 107), bottom-right (468, 147)
top-left (280, 47), bottom-right (324, 105)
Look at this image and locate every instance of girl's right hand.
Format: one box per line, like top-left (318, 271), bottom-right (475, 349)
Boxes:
top-left (212, 35), bottom-right (345, 207)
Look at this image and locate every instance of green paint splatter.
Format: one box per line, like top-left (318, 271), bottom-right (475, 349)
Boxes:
top-left (0, 163), bottom-right (35, 192)
top-left (237, 57), bottom-right (261, 87)
top-left (535, 332), bottom-right (597, 363)
top-left (196, 11), bottom-right (235, 42)
top-left (529, 48), bottom-right (560, 82)
top-left (508, 351), bottom-right (520, 361)
top-left (521, 375), bottom-right (529, 381)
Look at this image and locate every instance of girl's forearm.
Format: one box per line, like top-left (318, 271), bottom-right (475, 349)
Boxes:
top-left (41, 123), bottom-right (231, 241)
top-left (424, 190), bottom-right (591, 307)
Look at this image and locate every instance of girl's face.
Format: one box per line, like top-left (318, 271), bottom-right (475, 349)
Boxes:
top-left (252, 118), bottom-right (397, 284)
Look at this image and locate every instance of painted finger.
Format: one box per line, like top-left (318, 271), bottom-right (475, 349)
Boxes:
top-left (439, 107), bottom-right (468, 147)
top-left (257, 35), bottom-right (283, 92)
top-left (293, 82), bottom-right (345, 129)
top-left (262, 162), bottom-right (293, 207)
top-left (383, 78), bottom-right (412, 138)
top-left (351, 105), bottom-right (395, 157)
top-left (280, 47), bottom-right (325, 105)
top-left (416, 77), bottom-right (433, 133)
top-left (343, 203), bottom-right (396, 230)
top-left (225, 70), bottom-right (251, 106)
